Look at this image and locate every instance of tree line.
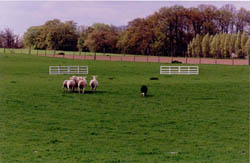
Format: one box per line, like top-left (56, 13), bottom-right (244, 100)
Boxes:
top-left (2, 4), bottom-right (250, 58)
top-left (187, 32), bottom-right (250, 58)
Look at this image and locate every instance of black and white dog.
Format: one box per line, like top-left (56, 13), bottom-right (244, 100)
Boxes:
top-left (141, 85), bottom-right (148, 97)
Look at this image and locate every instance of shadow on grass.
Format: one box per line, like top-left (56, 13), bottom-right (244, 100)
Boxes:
top-left (150, 77), bottom-right (159, 80)
top-left (83, 90), bottom-right (107, 94)
top-left (62, 90), bottom-right (107, 95)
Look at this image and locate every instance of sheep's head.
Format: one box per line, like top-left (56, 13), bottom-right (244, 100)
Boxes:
top-left (92, 75), bottom-right (97, 80)
top-left (70, 76), bottom-right (76, 80)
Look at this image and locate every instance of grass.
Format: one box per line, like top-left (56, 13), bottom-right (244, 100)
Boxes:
top-left (0, 53), bottom-right (249, 162)
top-left (0, 48), bottom-right (134, 57)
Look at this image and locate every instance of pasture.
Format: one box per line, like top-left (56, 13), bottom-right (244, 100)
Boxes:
top-left (0, 48), bottom-right (131, 57)
top-left (0, 53), bottom-right (248, 162)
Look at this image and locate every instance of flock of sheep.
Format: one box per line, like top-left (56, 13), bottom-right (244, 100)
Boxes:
top-left (62, 75), bottom-right (148, 97)
top-left (62, 75), bottom-right (98, 94)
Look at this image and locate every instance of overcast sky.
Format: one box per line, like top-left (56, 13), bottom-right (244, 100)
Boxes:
top-left (0, 1), bottom-right (250, 36)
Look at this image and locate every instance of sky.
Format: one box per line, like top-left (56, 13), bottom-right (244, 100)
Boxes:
top-left (0, 1), bottom-right (250, 36)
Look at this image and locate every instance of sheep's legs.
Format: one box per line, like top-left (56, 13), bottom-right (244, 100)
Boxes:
top-left (63, 87), bottom-right (68, 93)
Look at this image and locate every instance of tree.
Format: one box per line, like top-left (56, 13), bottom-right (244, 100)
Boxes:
top-left (235, 8), bottom-right (249, 33)
top-left (229, 34), bottom-right (236, 56)
top-left (235, 31), bottom-right (242, 57)
top-left (77, 33), bottom-right (85, 54)
top-left (187, 44), bottom-right (192, 57)
top-left (23, 26), bottom-right (41, 52)
top-left (191, 39), bottom-right (196, 57)
top-left (193, 34), bottom-right (202, 57)
top-left (220, 4), bottom-right (237, 34)
top-left (202, 34), bottom-right (210, 57)
top-left (117, 18), bottom-right (154, 55)
top-left (241, 32), bottom-right (248, 50)
top-left (1, 28), bottom-right (16, 48)
top-left (84, 23), bottom-right (119, 53)
top-left (244, 38), bottom-right (250, 57)
top-left (198, 5), bottom-right (218, 35)
top-left (223, 34), bottom-right (231, 58)
top-left (210, 35), bottom-right (218, 58)
top-left (219, 33), bottom-right (226, 58)
top-left (217, 7), bottom-right (233, 33)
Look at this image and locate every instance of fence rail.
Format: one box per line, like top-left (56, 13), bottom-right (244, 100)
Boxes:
top-left (49, 66), bottom-right (88, 75)
top-left (160, 66), bottom-right (199, 75)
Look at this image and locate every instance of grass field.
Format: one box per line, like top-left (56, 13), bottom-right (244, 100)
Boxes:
top-left (0, 48), bottom-right (132, 57)
top-left (0, 53), bottom-right (249, 162)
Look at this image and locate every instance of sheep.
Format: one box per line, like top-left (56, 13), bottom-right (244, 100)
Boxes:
top-left (67, 79), bottom-right (76, 93)
top-left (70, 76), bottom-right (80, 91)
top-left (70, 76), bottom-right (78, 82)
top-left (62, 80), bottom-right (70, 92)
top-left (89, 76), bottom-right (98, 92)
top-left (141, 85), bottom-right (148, 97)
top-left (78, 77), bottom-right (88, 94)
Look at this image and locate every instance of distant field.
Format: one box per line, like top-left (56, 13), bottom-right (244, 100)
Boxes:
top-left (0, 53), bottom-right (248, 162)
top-left (0, 48), bottom-right (133, 56)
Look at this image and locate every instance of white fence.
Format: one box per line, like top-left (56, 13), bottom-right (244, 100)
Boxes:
top-left (160, 66), bottom-right (199, 75)
top-left (49, 66), bottom-right (88, 75)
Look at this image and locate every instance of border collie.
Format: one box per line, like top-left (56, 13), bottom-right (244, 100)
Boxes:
top-left (141, 85), bottom-right (148, 97)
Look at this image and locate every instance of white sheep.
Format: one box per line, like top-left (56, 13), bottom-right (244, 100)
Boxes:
top-left (67, 79), bottom-right (76, 93)
top-left (70, 76), bottom-right (80, 91)
top-left (78, 77), bottom-right (88, 94)
top-left (89, 76), bottom-right (98, 92)
top-left (62, 80), bottom-right (70, 92)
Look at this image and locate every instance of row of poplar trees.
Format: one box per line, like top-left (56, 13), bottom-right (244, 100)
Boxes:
top-left (187, 32), bottom-right (250, 58)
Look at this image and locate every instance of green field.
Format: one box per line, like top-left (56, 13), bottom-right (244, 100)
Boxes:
top-left (0, 48), bottom-right (133, 57)
top-left (0, 53), bottom-right (249, 162)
